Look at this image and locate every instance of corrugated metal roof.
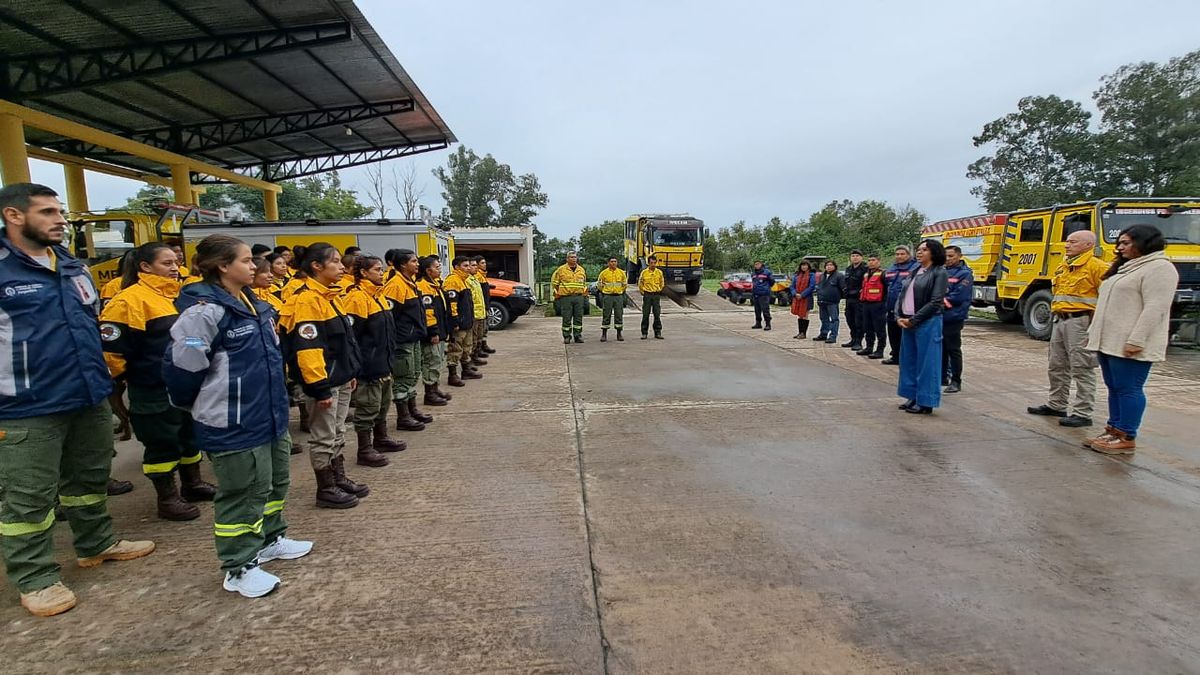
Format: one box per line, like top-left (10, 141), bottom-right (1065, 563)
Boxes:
top-left (0, 0), bottom-right (455, 182)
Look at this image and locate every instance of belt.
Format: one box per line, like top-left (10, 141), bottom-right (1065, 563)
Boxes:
top-left (1053, 310), bottom-right (1093, 320)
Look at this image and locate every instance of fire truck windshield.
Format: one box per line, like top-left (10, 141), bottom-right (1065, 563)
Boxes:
top-left (1100, 208), bottom-right (1200, 245)
top-left (652, 228), bottom-right (701, 246)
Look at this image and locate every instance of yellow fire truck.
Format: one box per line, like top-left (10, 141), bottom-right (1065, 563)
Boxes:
top-left (623, 214), bottom-right (705, 295)
top-left (923, 197), bottom-right (1200, 342)
top-left (66, 202), bottom-right (225, 287)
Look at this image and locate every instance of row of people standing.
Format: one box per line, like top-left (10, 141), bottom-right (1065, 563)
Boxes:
top-left (551, 252), bottom-right (668, 342)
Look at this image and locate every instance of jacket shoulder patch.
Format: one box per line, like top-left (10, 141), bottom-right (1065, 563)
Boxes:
top-left (99, 323), bottom-right (122, 341)
top-left (298, 322), bottom-right (319, 340)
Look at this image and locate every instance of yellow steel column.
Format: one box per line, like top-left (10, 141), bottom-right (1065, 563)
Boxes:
top-left (63, 163), bottom-right (89, 212)
top-left (263, 188), bottom-right (279, 221)
top-left (0, 114), bottom-right (32, 185)
top-left (170, 164), bottom-right (194, 205)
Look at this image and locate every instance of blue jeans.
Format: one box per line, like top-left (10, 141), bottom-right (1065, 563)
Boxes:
top-left (1097, 353), bottom-right (1153, 438)
top-left (898, 316), bottom-right (943, 408)
top-left (818, 302), bottom-right (839, 339)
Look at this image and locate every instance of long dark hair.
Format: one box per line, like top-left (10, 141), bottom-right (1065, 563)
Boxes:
top-left (794, 260), bottom-right (811, 275)
top-left (194, 234), bottom-right (246, 282)
top-left (418, 255), bottom-right (440, 282)
top-left (390, 248), bottom-right (417, 272)
top-left (1105, 224), bottom-right (1166, 279)
top-left (920, 238), bottom-right (947, 266)
top-left (298, 242), bottom-right (338, 278)
top-left (121, 242), bottom-right (173, 289)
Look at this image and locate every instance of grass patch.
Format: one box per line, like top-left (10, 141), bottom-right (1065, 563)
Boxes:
top-left (701, 278), bottom-right (722, 293)
top-left (968, 309), bottom-right (999, 322)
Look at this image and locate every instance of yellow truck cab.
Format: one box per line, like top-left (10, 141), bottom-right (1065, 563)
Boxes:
top-left (924, 198), bottom-right (1200, 342)
top-left (66, 202), bottom-right (224, 288)
top-left (623, 214), bottom-right (705, 295)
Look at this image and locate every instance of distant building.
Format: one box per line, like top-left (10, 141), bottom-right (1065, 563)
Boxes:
top-left (451, 225), bottom-right (536, 285)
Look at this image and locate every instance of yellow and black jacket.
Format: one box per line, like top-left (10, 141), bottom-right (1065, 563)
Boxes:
top-left (98, 273), bottom-right (181, 388)
top-left (474, 270), bottom-right (491, 305)
top-left (416, 276), bottom-right (449, 342)
top-left (441, 268), bottom-right (475, 332)
top-left (381, 272), bottom-right (427, 344)
top-left (253, 285), bottom-right (284, 318)
top-left (342, 279), bottom-right (397, 381)
top-left (101, 276), bottom-right (124, 303)
top-left (280, 275), bottom-right (307, 303)
top-left (279, 278), bottom-right (362, 400)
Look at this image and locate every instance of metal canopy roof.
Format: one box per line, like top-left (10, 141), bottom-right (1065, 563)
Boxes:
top-left (0, 0), bottom-right (456, 183)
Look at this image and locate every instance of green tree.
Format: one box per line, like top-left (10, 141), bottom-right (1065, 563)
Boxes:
top-left (197, 171), bottom-right (370, 220)
top-left (120, 184), bottom-right (172, 211)
top-left (576, 219), bottom-right (624, 266)
top-left (433, 146), bottom-right (548, 227)
top-left (966, 95), bottom-right (1100, 212)
top-left (1094, 49), bottom-right (1200, 196)
top-left (533, 226), bottom-right (577, 281)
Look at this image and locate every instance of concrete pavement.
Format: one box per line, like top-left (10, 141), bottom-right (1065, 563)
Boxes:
top-left (3, 308), bottom-right (1199, 673)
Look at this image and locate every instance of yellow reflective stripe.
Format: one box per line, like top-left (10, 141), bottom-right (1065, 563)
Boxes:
top-left (264, 500), bottom-right (285, 516)
top-left (0, 511), bottom-right (55, 537)
top-left (142, 460), bottom-right (179, 474)
top-left (178, 453), bottom-right (202, 465)
top-left (214, 518), bottom-right (264, 537)
top-left (1052, 295), bottom-right (1097, 306)
top-left (59, 493), bottom-right (105, 507)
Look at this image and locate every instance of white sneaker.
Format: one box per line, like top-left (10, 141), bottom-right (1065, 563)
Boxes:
top-left (222, 566), bottom-right (281, 598)
top-left (257, 536), bottom-right (313, 563)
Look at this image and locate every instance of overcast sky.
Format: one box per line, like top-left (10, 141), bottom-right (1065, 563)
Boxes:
top-left (27, 0), bottom-right (1200, 238)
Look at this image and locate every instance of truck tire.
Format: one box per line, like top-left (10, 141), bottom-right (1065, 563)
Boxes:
top-left (995, 306), bottom-right (1022, 324)
top-left (685, 279), bottom-right (701, 295)
top-left (1022, 290), bottom-right (1053, 341)
top-left (487, 301), bottom-right (510, 331)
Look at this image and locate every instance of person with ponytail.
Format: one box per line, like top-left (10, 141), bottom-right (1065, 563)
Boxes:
top-left (382, 249), bottom-right (433, 431)
top-left (251, 256), bottom-right (284, 317)
top-left (342, 254), bottom-right (405, 466)
top-left (99, 242), bottom-right (216, 521)
top-left (416, 255), bottom-right (452, 403)
top-left (163, 234), bottom-right (309, 598)
top-left (278, 243), bottom-right (366, 509)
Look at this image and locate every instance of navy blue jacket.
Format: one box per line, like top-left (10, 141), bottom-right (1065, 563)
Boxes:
top-left (0, 238), bottom-right (112, 419)
top-left (943, 262), bottom-right (974, 323)
top-left (751, 266), bottom-right (773, 296)
top-left (884, 259), bottom-right (920, 311)
top-left (163, 282), bottom-right (290, 454)
top-left (815, 270), bottom-right (846, 305)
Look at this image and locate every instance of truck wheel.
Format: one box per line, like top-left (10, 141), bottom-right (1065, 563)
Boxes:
top-left (487, 301), bottom-right (510, 331)
top-left (685, 279), bottom-right (701, 295)
top-left (995, 306), bottom-right (1023, 324)
top-left (1022, 290), bottom-right (1053, 341)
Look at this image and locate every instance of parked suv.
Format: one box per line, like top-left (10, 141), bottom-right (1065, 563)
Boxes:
top-left (486, 276), bottom-right (536, 330)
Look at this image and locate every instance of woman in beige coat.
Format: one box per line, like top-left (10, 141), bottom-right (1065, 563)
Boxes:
top-left (1084, 224), bottom-right (1179, 454)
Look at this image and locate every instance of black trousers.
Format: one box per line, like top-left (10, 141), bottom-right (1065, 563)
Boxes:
top-left (886, 312), bottom-right (902, 361)
top-left (943, 319), bottom-right (964, 384)
top-left (861, 302), bottom-right (886, 352)
top-left (752, 295), bottom-right (772, 325)
top-left (844, 299), bottom-right (861, 343)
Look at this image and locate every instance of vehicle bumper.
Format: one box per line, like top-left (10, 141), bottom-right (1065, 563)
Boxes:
top-left (664, 266), bottom-right (703, 283)
top-left (508, 296), bottom-right (535, 317)
top-left (1175, 288), bottom-right (1200, 305)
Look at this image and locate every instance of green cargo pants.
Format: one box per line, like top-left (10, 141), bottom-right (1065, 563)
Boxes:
top-left (558, 295), bottom-right (588, 338)
top-left (128, 384), bottom-right (201, 476)
top-left (391, 342), bottom-right (423, 402)
top-left (600, 294), bottom-right (625, 331)
top-left (641, 293), bottom-right (663, 335)
top-left (422, 341), bottom-right (446, 385)
top-left (209, 433), bottom-right (292, 573)
top-left (351, 377), bottom-right (391, 432)
top-left (0, 402), bottom-right (117, 593)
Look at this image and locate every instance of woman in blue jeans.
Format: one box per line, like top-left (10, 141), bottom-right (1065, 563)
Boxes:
top-left (813, 260), bottom-right (845, 343)
top-left (1084, 224), bottom-right (1179, 454)
top-left (895, 240), bottom-right (948, 414)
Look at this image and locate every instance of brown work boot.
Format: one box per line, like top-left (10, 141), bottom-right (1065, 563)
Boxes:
top-left (408, 398), bottom-right (434, 424)
top-left (77, 539), bottom-right (156, 568)
top-left (20, 582), bottom-right (77, 617)
top-left (332, 455), bottom-right (370, 498)
top-left (1082, 425), bottom-right (1119, 449)
top-left (447, 366), bottom-right (465, 388)
top-left (434, 382), bottom-right (453, 400)
top-left (106, 478), bottom-right (134, 496)
top-left (290, 441), bottom-right (304, 455)
top-left (149, 473), bottom-right (200, 521)
top-left (481, 340), bottom-right (496, 354)
top-left (394, 400), bottom-right (426, 431)
top-left (315, 464), bottom-right (359, 508)
top-left (372, 420), bottom-right (407, 452)
top-left (461, 365), bottom-right (482, 380)
top-left (355, 429), bottom-right (389, 467)
top-left (178, 462), bottom-right (217, 502)
top-left (424, 383), bottom-right (449, 406)
top-left (471, 353), bottom-right (488, 366)
top-left (1090, 431), bottom-right (1137, 455)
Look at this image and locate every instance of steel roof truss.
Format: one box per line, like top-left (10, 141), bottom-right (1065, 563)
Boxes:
top-left (2, 22), bottom-right (353, 100)
top-left (191, 142), bottom-right (450, 183)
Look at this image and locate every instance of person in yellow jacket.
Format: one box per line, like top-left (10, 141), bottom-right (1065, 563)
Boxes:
top-left (466, 259), bottom-right (488, 366)
top-left (472, 257), bottom-right (495, 361)
top-left (343, 255), bottom-right (405, 465)
top-left (441, 256), bottom-right (482, 383)
top-left (250, 256), bottom-right (284, 317)
top-left (98, 242), bottom-right (216, 521)
top-left (597, 257), bottom-right (627, 342)
top-left (638, 255), bottom-right (666, 339)
top-left (552, 252), bottom-right (588, 344)
top-left (1027, 229), bottom-right (1109, 427)
top-left (417, 255), bottom-right (453, 403)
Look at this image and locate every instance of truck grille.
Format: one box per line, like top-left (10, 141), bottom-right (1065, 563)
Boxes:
top-left (1175, 262), bottom-right (1200, 287)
